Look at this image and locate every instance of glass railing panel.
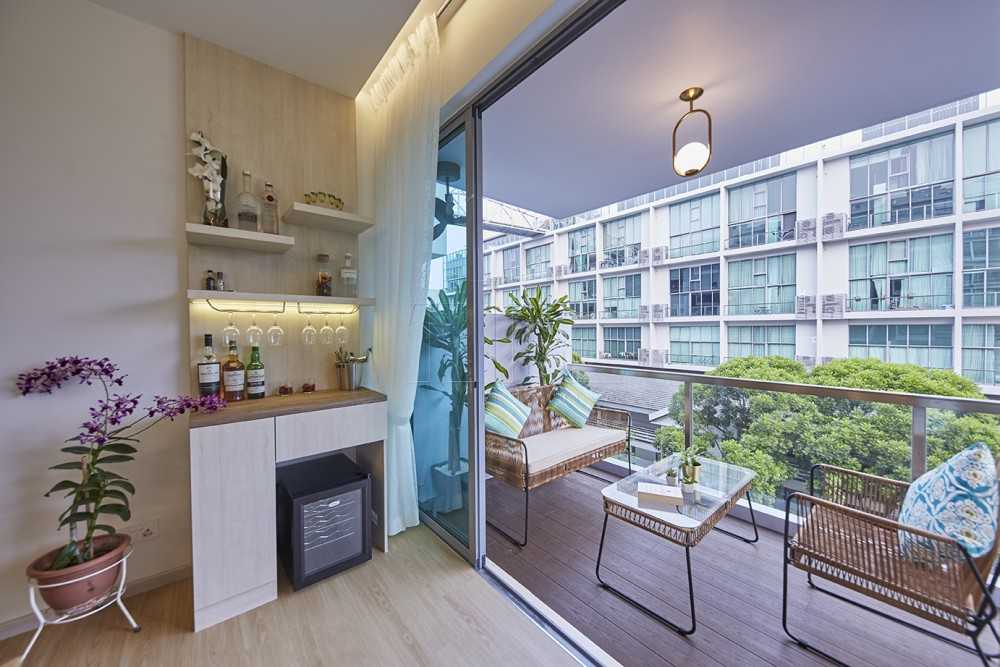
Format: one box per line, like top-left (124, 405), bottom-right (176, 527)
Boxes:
top-left (964, 173), bottom-right (1000, 213)
top-left (846, 293), bottom-right (953, 312)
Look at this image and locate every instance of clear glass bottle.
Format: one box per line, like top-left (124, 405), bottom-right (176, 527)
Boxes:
top-left (316, 253), bottom-right (333, 296)
top-left (236, 170), bottom-right (261, 232)
top-left (260, 181), bottom-right (279, 234)
top-left (340, 252), bottom-right (358, 298)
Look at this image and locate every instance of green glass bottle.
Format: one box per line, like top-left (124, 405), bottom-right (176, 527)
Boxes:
top-left (246, 345), bottom-right (266, 400)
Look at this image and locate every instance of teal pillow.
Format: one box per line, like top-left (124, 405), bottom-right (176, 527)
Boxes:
top-left (547, 373), bottom-right (601, 428)
top-left (898, 442), bottom-right (998, 558)
top-left (484, 382), bottom-right (531, 439)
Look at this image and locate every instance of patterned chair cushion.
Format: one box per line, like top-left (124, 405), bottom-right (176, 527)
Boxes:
top-left (898, 442), bottom-right (998, 558)
top-left (512, 385), bottom-right (564, 438)
top-left (546, 373), bottom-right (601, 428)
top-left (484, 382), bottom-right (531, 439)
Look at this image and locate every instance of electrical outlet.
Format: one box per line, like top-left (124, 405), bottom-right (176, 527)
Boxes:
top-left (123, 518), bottom-right (159, 543)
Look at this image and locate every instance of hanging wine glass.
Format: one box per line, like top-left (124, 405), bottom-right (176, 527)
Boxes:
top-left (267, 315), bottom-right (284, 346)
top-left (319, 317), bottom-right (335, 345)
top-left (222, 314), bottom-right (240, 348)
top-left (301, 316), bottom-right (317, 345)
top-left (246, 314), bottom-right (264, 347)
top-left (335, 316), bottom-right (349, 348)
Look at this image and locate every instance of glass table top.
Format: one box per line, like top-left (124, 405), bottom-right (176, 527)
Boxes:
top-left (602, 455), bottom-right (756, 531)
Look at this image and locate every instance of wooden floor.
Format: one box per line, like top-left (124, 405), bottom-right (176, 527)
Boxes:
top-left (486, 470), bottom-right (995, 667)
top-left (0, 526), bottom-right (576, 667)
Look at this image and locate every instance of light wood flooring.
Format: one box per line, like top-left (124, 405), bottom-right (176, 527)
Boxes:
top-left (1, 526), bottom-right (577, 667)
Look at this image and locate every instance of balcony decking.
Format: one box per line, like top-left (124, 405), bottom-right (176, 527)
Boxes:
top-left (486, 470), bottom-right (991, 667)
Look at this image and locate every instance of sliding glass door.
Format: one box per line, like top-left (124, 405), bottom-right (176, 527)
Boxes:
top-left (412, 116), bottom-right (484, 563)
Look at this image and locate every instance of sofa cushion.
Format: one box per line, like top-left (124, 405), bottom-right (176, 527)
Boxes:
top-left (898, 442), bottom-right (998, 559)
top-left (485, 382), bottom-right (531, 439)
top-left (547, 373), bottom-right (601, 428)
top-left (512, 385), bottom-right (565, 438)
top-left (523, 425), bottom-right (624, 473)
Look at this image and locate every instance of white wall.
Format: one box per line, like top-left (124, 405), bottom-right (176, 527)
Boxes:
top-left (0, 0), bottom-right (185, 626)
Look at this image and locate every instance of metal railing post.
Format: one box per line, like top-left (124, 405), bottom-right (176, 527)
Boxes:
top-left (683, 380), bottom-right (694, 449)
top-left (911, 405), bottom-right (927, 480)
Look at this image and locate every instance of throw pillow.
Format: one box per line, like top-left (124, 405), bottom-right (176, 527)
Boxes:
top-left (898, 442), bottom-right (998, 559)
top-left (547, 372), bottom-right (601, 428)
top-left (484, 382), bottom-right (531, 439)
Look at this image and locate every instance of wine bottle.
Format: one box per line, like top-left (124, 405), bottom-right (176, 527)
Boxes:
top-left (246, 345), bottom-right (266, 400)
top-left (222, 341), bottom-right (246, 401)
top-left (236, 170), bottom-right (261, 232)
top-left (197, 334), bottom-right (221, 397)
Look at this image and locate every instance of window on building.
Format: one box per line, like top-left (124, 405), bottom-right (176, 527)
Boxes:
top-left (572, 326), bottom-right (597, 359)
top-left (670, 325), bottom-right (720, 365)
top-left (501, 288), bottom-right (518, 307)
top-left (568, 226), bottom-right (596, 273)
top-left (728, 325), bottom-right (795, 360)
top-left (568, 279), bottom-right (597, 319)
top-left (602, 214), bottom-right (642, 266)
top-left (524, 244), bottom-right (552, 280)
top-left (670, 193), bottom-right (720, 257)
top-left (848, 132), bottom-right (954, 230)
top-left (501, 247), bottom-right (520, 283)
top-left (849, 323), bottom-right (952, 369)
top-left (604, 326), bottom-right (641, 360)
top-left (603, 273), bottom-right (641, 318)
top-left (963, 324), bottom-right (1000, 384)
top-left (483, 290), bottom-right (491, 308)
top-left (444, 249), bottom-right (466, 293)
top-left (727, 173), bottom-right (796, 249)
top-left (727, 253), bottom-right (796, 315)
top-left (964, 119), bottom-right (1000, 213)
top-left (848, 234), bottom-right (953, 312)
top-left (963, 227), bottom-right (1000, 307)
top-left (525, 284), bottom-right (551, 302)
top-left (669, 262), bottom-right (720, 316)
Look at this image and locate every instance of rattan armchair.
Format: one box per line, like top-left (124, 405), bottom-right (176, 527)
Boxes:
top-left (486, 384), bottom-right (631, 546)
top-left (783, 463), bottom-right (1000, 665)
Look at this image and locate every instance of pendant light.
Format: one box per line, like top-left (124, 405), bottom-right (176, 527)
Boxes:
top-left (672, 86), bottom-right (712, 177)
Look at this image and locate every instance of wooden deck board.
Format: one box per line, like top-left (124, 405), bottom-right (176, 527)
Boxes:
top-left (486, 471), bottom-right (993, 667)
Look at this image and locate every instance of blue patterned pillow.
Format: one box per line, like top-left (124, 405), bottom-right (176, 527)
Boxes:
top-left (898, 442), bottom-right (998, 558)
top-left (547, 373), bottom-right (601, 428)
top-left (484, 382), bottom-right (531, 439)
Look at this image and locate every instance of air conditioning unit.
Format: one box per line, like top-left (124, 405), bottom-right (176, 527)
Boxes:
top-left (820, 293), bottom-right (846, 319)
top-left (795, 295), bottom-right (816, 318)
top-left (651, 246), bottom-right (667, 265)
top-left (651, 304), bottom-right (665, 320)
top-left (638, 348), bottom-right (650, 364)
top-left (599, 352), bottom-right (612, 359)
top-left (796, 218), bottom-right (817, 242)
top-left (819, 356), bottom-right (838, 365)
top-left (639, 248), bottom-right (650, 265)
top-left (651, 349), bottom-right (666, 367)
top-left (821, 213), bottom-right (845, 240)
top-left (795, 355), bottom-right (816, 368)
top-left (555, 264), bottom-right (567, 278)
top-left (639, 305), bottom-right (649, 319)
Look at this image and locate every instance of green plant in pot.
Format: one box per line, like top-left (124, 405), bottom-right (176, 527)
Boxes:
top-left (680, 441), bottom-right (705, 485)
top-left (489, 287), bottom-right (574, 387)
top-left (16, 357), bottom-right (223, 611)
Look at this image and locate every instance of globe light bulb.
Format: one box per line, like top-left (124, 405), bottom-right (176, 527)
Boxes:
top-left (674, 141), bottom-right (710, 177)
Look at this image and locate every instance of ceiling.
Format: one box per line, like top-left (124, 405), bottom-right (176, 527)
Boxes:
top-left (93, 0), bottom-right (419, 97)
top-left (483, 0), bottom-right (1000, 218)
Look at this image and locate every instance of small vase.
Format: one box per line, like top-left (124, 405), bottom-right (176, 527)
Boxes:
top-left (682, 463), bottom-right (701, 482)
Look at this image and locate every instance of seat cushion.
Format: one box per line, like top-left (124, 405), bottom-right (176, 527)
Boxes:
top-left (523, 425), bottom-right (624, 473)
top-left (898, 442), bottom-right (998, 558)
top-left (547, 373), bottom-right (601, 428)
top-left (484, 382), bottom-right (531, 439)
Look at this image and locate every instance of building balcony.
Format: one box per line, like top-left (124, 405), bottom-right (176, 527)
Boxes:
top-left (569, 302), bottom-right (597, 320)
top-left (602, 300), bottom-right (642, 320)
top-left (567, 253), bottom-right (597, 274)
top-left (846, 293), bottom-right (953, 313)
top-left (724, 301), bottom-right (796, 316)
top-left (499, 270), bottom-right (521, 285)
top-left (600, 243), bottom-right (643, 269)
top-left (847, 183), bottom-right (954, 232)
top-left (963, 172), bottom-right (1000, 214)
top-left (523, 265), bottom-right (553, 282)
top-left (666, 239), bottom-right (720, 260)
top-left (724, 225), bottom-right (796, 251)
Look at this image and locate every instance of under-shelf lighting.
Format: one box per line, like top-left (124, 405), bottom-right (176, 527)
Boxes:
top-left (296, 302), bottom-right (359, 316)
top-left (200, 298), bottom-right (286, 315)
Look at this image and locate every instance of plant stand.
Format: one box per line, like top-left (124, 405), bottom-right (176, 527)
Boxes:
top-left (431, 459), bottom-right (469, 514)
top-left (21, 548), bottom-right (140, 664)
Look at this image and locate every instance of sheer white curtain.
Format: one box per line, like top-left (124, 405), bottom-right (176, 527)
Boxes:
top-left (356, 16), bottom-right (441, 535)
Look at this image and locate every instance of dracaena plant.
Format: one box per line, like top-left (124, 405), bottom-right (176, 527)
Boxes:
top-left (16, 356), bottom-right (224, 569)
top-left (490, 287), bottom-right (574, 386)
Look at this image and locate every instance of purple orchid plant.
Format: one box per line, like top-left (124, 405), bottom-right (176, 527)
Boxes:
top-left (17, 356), bottom-right (224, 569)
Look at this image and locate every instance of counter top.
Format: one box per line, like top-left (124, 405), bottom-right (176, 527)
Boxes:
top-left (189, 388), bottom-right (387, 428)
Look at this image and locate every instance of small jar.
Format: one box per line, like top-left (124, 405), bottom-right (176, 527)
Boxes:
top-left (316, 254), bottom-right (333, 296)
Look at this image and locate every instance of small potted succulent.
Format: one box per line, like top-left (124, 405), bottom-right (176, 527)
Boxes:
top-left (680, 441), bottom-right (705, 487)
top-left (665, 467), bottom-right (679, 486)
top-left (16, 357), bottom-right (223, 611)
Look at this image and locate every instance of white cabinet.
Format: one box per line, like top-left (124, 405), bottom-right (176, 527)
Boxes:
top-left (190, 417), bottom-right (276, 631)
top-left (275, 402), bottom-right (387, 463)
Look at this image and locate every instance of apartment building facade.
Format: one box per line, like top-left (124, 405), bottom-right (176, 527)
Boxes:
top-left (478, 93), bottom-right (1000, 392)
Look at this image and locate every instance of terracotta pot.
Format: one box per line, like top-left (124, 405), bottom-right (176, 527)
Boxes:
top-left (26, 534), bottom-right (130, 612)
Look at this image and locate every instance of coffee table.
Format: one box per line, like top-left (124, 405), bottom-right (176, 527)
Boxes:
top-left (597, 454), bottom-right (758, 635)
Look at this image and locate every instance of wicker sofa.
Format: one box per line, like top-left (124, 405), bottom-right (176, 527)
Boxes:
top-left (783, 463), bottom-right (1000, 664)
top-left (485, 384), bottom-right (631, 546)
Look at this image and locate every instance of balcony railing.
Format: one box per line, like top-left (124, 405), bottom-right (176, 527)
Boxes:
top-left (669, 238), bottom-right (720, 258)
top-left (524, 264), bottom-right (553, 281)
top-left (601, 243), bottom-right (642, 268)
top-left (500, 269), bottom-right (521, 285)
top-left (668, 302), bottom-right (720, 317)
top-left (964, 291), bottom-right (1000, 308)
top-left (725, 301), bottom-right (796, 316)
top-left (964, 172), bottom-right (1000, 213)
top-left (846, 293), bottom-right (953, 312)
top-left (482, 276), bottom-right (492, 289)
top-left (569, 301), bottom-right (597, 320)
top-left (602, 299), bottom-right (641, 319)
top-left (725, 225), bottom-right (795, 250)
top-left (666, 353), bottom-right (720, 366)
top-left (568, 253), bottom-right (597, 273)
top-left (848, 182), bottom-right (954, 231)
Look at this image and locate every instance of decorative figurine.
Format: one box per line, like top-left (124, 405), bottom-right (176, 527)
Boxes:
top-left (187, 131), bottom-right (228, 226)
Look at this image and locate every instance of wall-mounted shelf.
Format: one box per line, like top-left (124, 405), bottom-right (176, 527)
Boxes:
top-left (185, 223), bottom-right (295, 253)
top-left (187, 289), bottom-right (374, 314)
top-left (282, 203), bottom-right (374, 234)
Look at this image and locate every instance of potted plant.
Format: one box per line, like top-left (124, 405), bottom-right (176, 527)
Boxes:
top-left (490, 287), bottom-right (575, 386)
top-left (665, 467), bottom-right (679, 486)
top-left (680, 441), bottom-right (705, 485)
top-left (16, 356), bottom-right (222, 611)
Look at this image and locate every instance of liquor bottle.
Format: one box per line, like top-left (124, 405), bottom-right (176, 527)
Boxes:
top-left (260, 181), bottom-right (279, 234)
top-left (197, 334), bottom-right (222, 397)
top-left (246, 345), bottom-right (266, 400)
top-left (205, 269), bottom-right (216, 291)
top-left (222, 341), bottom-right (246, 401)
top-left (236, 170), bottom-right (261, 232)
top-left (216, 272), bottom-right (226, 291)
top-left (340, 252), bottom-right (358, 298)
